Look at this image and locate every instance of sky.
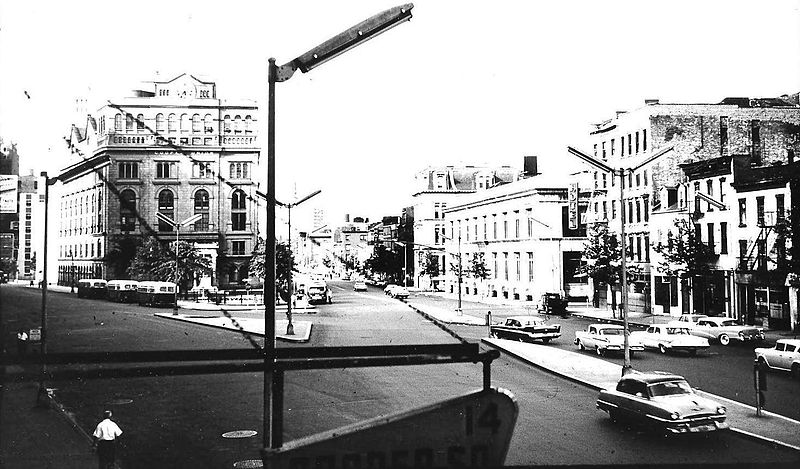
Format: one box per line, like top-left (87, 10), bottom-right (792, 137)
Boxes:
top-left (1, 0), bottom-right (799, 230)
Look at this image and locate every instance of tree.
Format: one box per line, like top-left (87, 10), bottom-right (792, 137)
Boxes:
top-left (126, 235), bottom-right (212, 292)
top-left (468, 252), bottom-right (491, 281)
top-left (248, 238), bottom-right (296, 302)
top-left (364, 244), bottom-right (402, 283)
top-left (104, 234), bottom-right (141, 279)
top-left (580, 224), bottom-right (641, 314)
top-left (420, 252), bottom-right (440, 288)
top-left (652, 217), bottom-right (715, 312)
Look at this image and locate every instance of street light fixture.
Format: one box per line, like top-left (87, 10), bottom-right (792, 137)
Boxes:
top-left (567, 145), bottom-right (673, 376)
top-left (156, 212), bottom-right (203, 315)
top-left (277, 189), bottom-right (321, 336)
top-left (264, 4), bottom-right (413, 451)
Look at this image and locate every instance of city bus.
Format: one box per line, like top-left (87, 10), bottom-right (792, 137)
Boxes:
top-left (107, 280), bottom-right (140, 303)
top-left (76, 279), bottom-right (108, 299)
top-left (136, 281), bottom-right (177, 307)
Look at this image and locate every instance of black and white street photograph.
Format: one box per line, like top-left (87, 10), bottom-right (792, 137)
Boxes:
top-left (1, 1), bottom-right (799, 467)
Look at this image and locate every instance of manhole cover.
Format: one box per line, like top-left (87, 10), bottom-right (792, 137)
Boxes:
top-left (233, 460), bottom-right (263, 468)
top-left (107, 398), bottom-right (133, 405)
top-left (222, 430), bottom-right (258, 439)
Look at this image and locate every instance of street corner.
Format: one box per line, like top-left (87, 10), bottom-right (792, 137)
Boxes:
top-left (153, 313), bottom-right (313, 343)
top-left (275, 320), bottom-right (312, 342)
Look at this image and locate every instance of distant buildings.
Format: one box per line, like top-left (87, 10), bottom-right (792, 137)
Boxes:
top-left (55, 73), bottom-right (260, 289)
top-left (0, 141), bottom-right (20, 280)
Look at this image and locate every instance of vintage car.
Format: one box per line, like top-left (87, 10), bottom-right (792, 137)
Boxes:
top-left (755, 339), bottom-right (800, 379)
top-left (631, 324), bottom-right (710, 356)
top-left (537, 292), bottom-right (568, 316)
top-left (596, 372), bottom-right (729, 434)
top-left (681, 316), bottom-right (765, 346)
top-left (384, 284), bottom-right (399, 295)
top-left (390, 286), bottom-right (410, 299)
top-left (673, 314), bottom-right (710, 326)
top-left (575, 324), bottom-right (644, 357)
top-left (490, 315), bottom-right (561, 344)
top-left (353, 281), bottom-right (368, 292)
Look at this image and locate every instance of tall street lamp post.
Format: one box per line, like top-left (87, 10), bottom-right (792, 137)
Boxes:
top-left (277, 189), bottom-right (321, 336)
top-left (396, 241), bottom-right (408, 288)
top-left (156, 212), bottom-right (203, 315)
top-left (567, 145), bottom-right (673, 376)
top-left (70, 249), bottom-right (75, 293)
top-left (264, 4), bottom-right (413, 451)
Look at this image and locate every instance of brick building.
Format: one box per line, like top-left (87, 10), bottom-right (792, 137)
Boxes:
top-left (56, 73), bottom-right (260, 289)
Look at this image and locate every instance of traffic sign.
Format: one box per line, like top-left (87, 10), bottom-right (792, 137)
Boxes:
top-left (262, 387), bottom-right (518, 468)
top-left (28, 327), bottom-right (41, 342)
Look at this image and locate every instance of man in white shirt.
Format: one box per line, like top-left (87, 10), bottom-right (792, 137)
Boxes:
top-left (93, 410), bottom-right (123, 469)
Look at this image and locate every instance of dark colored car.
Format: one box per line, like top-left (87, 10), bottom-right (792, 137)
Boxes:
top-left (538, 292), bottom-right (568, 316)
top-left (490, 315), bottom-right (561, 344)
top-left (596, 372), bottom-right (728, 435)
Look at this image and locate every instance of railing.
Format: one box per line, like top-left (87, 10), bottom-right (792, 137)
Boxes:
top-left (99, 132), bottom-right (257, 147)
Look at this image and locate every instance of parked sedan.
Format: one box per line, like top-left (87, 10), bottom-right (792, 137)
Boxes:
top-left (596, 372), bottom-right (729, 435)
top-left (490, 315), bottom-right (561, 344)
top-left (384, 284), bottom-right (398, 296)
top-left (353, 281), bottom-right (368, 292)
top-left (390, 286), bottom-right (410, 299)
top-left (755, 339), bottom-right (800, 379)
top-left (682, 317), bottom-right (765, 346)
top-left (631, 325), bottom-right (710, 356)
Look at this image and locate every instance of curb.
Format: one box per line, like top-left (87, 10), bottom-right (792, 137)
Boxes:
top-left (154, 314), bottom-right (312, 343)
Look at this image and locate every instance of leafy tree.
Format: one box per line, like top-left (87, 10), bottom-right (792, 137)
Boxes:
top-left (126, 235), bottom-right (211, 292)
top-left (248, 238), bottom-right (296, 302)
top-left (580, 224), bottom-right (642, 313)
top-left (0, 257), bottom-right (17, 279)
top-left (469, 252), bottom-right (491, 280)
top-left (104, 234), bottom-right (141, 279)
top-left (322, 255), bottom-right (332, 270)
top-left (364, 244), bottom-right (402, 283)
top-left (652, 218), bottom-right (715, 311)
top-left (420, 252), bottom-right (440, 278)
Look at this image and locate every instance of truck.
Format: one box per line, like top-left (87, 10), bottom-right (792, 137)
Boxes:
top-left (295, 275), bottom-right (332, 305)
top-left (574, 323), bottom-right (644, 357)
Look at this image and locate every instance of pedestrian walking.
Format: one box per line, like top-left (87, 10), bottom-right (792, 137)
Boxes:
top-left (16, 329), bottom-right (28, 355)
top-left (93, 410), bottom-right (123, 469)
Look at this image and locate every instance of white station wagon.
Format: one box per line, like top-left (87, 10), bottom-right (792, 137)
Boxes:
top-left (755, 339), bottom-right (800, 379)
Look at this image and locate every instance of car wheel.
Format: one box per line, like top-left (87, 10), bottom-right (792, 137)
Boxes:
top-left (718, 334), bottom-right (731, 346)
top-left (541, 338), bottom-right (551, 344)
top-left (577, 340), bottom-right (585, 351)
top-left (659, 344), bottom-right (667, 354)
top-left (596, 346), bottom-right (604, 357)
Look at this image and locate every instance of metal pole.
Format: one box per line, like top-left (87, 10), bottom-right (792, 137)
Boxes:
top-left (286, 204), bottom-right (294, 335)
top-left (619, 168), bottom-right (631, 376)
top-left (265, 57), bottom-right (279, 450)
top-left (70, 250), bottom-right (75, 293)
top-left (38, 172), bottom-right (50, 405)
top-left (404, 243), bottom-right (408, 288)
top-left (457, 231), bottom-right (462, 314)
top-left (173, 225), bottom-right (179, 314)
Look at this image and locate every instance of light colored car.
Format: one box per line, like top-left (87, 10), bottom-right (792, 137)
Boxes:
top-left (673, 314), bottom-right (709, 326)
top-left (755, 339), bottom-right (800, 379)
top-left (490, 315), bottom-right (561, 344)
top-left (575, 324), bottom-right (644, 357)
top-left (597, 372), bottom-right (729, 434)
top-left (384, 284), bottom-right (398, 296)
top-left (631, 325), bottom-right (710, 356)
top-left (683, 317), bottom-right (765, 346)
top-left (353, 281), bottom-right (367, 292)
top-left (390, 286), bottom-right (410, 299)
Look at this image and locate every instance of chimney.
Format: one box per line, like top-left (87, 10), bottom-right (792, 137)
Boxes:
top-left (523, 156), bottom-right (538, 177)
top-left (645, 99), bottom-right (660, 105)
top-left (345, 214), bottom-right (350, 223)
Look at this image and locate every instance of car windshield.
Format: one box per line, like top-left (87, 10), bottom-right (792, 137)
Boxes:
top-left (648, 380), bottom-right (693, 397)
top-left (600, 329), bottom-right (623, 336)
top-left (720, 320), bottom-right (740, 327)
top-left (666, 327), bottom-right (689, 335)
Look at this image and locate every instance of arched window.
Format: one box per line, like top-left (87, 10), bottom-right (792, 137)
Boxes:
top-left (223, 115), bottom-right (231, 134)
top-left (194, 189), bottom-right (210, 231)
top-left (234, 115), bottom-right (242, 134)
top-left (126, 114), bottom-right (135, 132)
top-left (119, 189), bottom-right (136, 231)
top-left (136, 114), bottom-right (145, 132)
top-left (231, 190), bottom-right (246, 231)
top-left (204, 114), bottom-right (213, 134)
top-left (158, 189), bottom-right (175, 232)
top-left (115, 114), bottom-right (123, 131)
top-left (168, 114), bottom-right (177, 132)
top-left (244, 115), bottom-right (253, 134)
top-left (156, 114), bottom-right (165, 132)
top-left (192, 114), bottom-right (201, 133)
top-left (180, 114), bottom-right (189, 133)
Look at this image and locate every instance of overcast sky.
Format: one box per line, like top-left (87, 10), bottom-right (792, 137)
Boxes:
top-left (1, 0), bottom-right (799, 229)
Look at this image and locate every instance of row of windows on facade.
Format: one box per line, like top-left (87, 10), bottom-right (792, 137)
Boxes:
top-left (594, 128), bottom-right (648, 160)
top-left (429, 209), bottom-right (553, 245)
top-left (157, 89), bottom-right (212, 98)
top-left (118, 161), bottom-right (249, 180)
top-left (592, 196), bottom-right (650, 224)
top-left (102, 113), bottom-right (254, 135)
top-left (118, 188), bottom-right (249, 233)
top-left (59, 239), bottom-right (103, 260)
top-left (593, 168), bottom-right (649, 190)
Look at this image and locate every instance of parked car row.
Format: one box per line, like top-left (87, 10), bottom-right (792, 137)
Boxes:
top-left (74, 278), bottom-right (177, 307)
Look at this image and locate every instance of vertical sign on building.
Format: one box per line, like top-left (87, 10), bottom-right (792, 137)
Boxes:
top-left (568, 182), bottom-right (579, 230)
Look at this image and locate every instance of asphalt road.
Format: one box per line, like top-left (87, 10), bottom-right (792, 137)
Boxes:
top-left (2, 283), bottom-right (798, 467)
top-left (417, 292), bottom-right (800, 421)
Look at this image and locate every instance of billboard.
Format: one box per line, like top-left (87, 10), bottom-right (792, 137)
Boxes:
top-left (0, 175), bottom-right (18, 213)
top-left (568, 182), bottom-right (579, 230)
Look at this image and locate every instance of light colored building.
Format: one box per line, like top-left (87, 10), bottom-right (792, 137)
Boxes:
top-left (411, 164), bottom-right (522, 290)
top-left (442, 172), bottom-right (590, 303)
top-left (332, 216), bottom-right (372, 278)
top-left (56, 73), bottom-right (260, 289)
